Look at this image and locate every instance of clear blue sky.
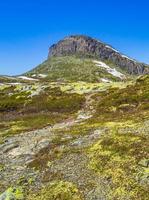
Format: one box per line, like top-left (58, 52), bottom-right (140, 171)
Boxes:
top-left (0, 0), bottom-right (149, 75)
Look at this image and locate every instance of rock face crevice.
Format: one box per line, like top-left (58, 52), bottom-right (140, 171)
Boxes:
top-left (48, 35), bottom-right (149, 75)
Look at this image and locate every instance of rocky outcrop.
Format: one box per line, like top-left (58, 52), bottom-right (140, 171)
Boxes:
top-left (48, 35), bottom-right (149, 75)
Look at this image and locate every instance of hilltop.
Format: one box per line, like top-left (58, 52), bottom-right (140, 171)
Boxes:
top-left (25, 35), bottom-right (148, 83)
top-left (48, 35), bottom-right (148, 74)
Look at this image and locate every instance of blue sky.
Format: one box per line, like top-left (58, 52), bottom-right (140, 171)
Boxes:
top-left (0, 0), bottom-right (149, 75)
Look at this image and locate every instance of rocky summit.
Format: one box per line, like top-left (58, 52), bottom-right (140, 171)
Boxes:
top-left (0, 35), bottom-right (149, 200)
top-left (26, 35), bottom-right (149, 83)
top-left (48, 35), bottom-right (149, 75)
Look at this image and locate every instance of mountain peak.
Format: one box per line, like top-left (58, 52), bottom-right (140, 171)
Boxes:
top-left (48, 35), bottom-right (149, 75)
top-left (64, 34), bottom-right (96, 40)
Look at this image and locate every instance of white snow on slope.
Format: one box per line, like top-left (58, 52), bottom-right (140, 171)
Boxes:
top-left (105, 45), bottom-right (136, 63)
top-left (101, 78), bottom-right (112, 83)
top-left (8, 83), bottom-right (21, 85)
top-left (93, 60), bottom-right (126, 79)
top-left (31, 74), bottom-right (47, 78)
top-left (121, 55), bottom-right (136, 62)
top-left (18, 76), bottom-right (38, 81)
top-left (105, 45), bottom-right (119, 53)
top-left (31, 74), bottom-right (37, 77)
top-left (39, 74), bottom-right (48, 78)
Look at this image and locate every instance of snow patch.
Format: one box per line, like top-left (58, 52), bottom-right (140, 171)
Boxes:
top-left (122, 55), bottom-right (136, 62)
top-left (105, 45), bottom-right (136, 63)
top-left (101, 78), bottom-right (112, 83)
top-left (38, 74), bottom-right (48, 78)
top-left (8, 83), bottom-right (21, 85)
top-left (18, 76), bottom-right (38, 81)
top-left (93, 60), bottom-right (125, 79)
top-left (31, 74), bottom-right (47, 78)
top-left (105, 45), bottom-right (119, 53)
top-left (31, 74), bottom-right (37, 77)
top-left (77, 113), bottom-right (92, 120)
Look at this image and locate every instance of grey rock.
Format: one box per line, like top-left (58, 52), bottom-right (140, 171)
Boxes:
top-left (138, 159), bottom-right (149, 167)
top-left (0, 192), bottom-right (7, 200)
top-left (1, 143), bottom-right (19, 154)
top-left (48, 35), bottom-right (149, 75)
top-left (0, 187), bottom-right (24, 200)
top-left (0, 190), bottom-right (16, 200)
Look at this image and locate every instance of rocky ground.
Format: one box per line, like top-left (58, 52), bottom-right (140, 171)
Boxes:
top-left (0, 75), bottom-right (149, 200)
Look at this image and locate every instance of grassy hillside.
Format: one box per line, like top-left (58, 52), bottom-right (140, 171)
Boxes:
top-left (94, 74), bottom-right (149, 121)
top-left (86, 75), bottom-right (149, 199)
top-left (0, 84), bottom-right (85, 141)
top-left (26, 56), bottom-right (129, 82)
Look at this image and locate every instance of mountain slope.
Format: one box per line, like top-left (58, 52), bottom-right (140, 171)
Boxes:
top-left (0, 35), bottom-right (149, 200)
top-left (26, 35), bottom-right (149, 83)
top-left (48, 35), bottom-right (149, 75)
top-left (26, 56), bottom-right (127, 82)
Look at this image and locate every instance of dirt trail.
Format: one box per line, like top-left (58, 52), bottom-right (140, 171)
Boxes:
top-left (0, 93), bottom-right (107, 199)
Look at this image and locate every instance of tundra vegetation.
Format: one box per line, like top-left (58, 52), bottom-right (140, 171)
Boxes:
top-left (0, 61), bottom-right (148, 200)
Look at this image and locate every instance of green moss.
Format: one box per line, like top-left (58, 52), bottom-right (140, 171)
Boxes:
top-left (59, 81), bottom-right (131, 94)
top-left (25, 87), bottom-right (85, 113)
top-left (87, 126), bottom-right (149, 200)
top-left (0, 163), bottom-right (4, 172)
top-left (1, 113), bottom-right (67, 139)
top-left (27, 181), bottom-right (83, 200)
top-left (0, 89), bottom-right (30, 112)
top-left (94, 75), bottom-right (149, 122)
top-left (0, 187), bottom-right (24, 200)
top-left (26, 56), bottom-right (122, 82)
top-left (0, 86), bottom-right (85, 140)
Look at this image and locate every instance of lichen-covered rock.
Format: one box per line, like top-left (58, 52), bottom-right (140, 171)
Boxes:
top-left (27, 181), bottom-right (82, 200)
top-left (0, 187), bottom-right (24, 200)
top-left (138, 159), bottom-right (149, 167)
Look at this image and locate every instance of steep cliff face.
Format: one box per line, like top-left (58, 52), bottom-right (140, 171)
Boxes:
top-left (48, 35), bottom-right (149, 75)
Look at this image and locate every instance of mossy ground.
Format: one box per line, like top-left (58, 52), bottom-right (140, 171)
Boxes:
top-left (87, 122), bottom-right (149, 200)
top-left (27, 181), bottom-right (83, 200)
top-left (0, 75), bottom-right (148, 200)
top-left (0, 85), bottom-right (85, 141)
